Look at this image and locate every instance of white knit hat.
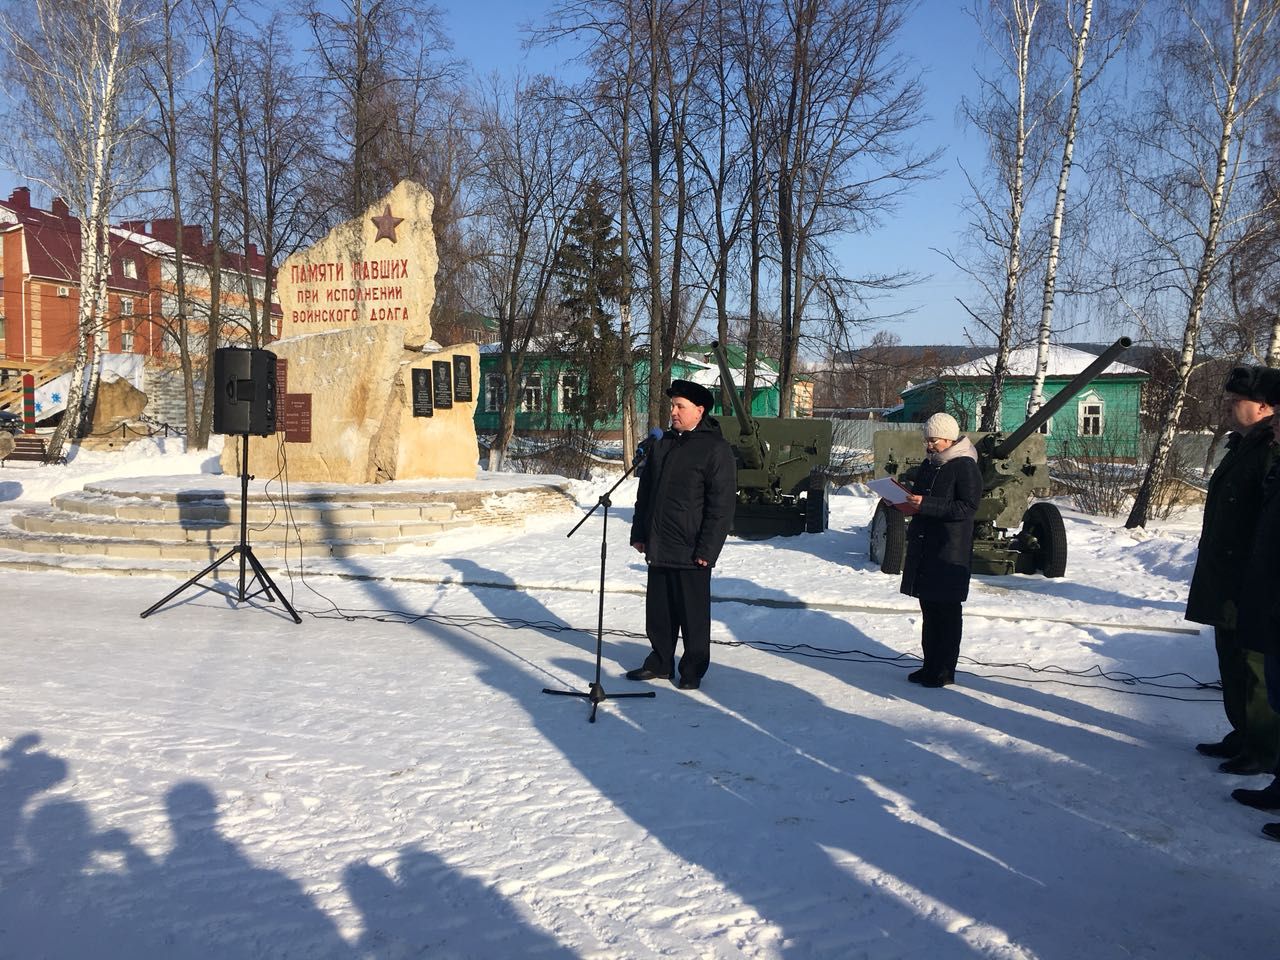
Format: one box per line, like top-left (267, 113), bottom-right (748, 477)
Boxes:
top-left (921, 412), bottom-right (961, 441)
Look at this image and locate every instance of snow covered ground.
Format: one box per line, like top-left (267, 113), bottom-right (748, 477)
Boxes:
top-left (0, 439), bottom-right (1275, 959)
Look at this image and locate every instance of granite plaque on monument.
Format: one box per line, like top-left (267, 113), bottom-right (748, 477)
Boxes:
top-left (432, 360), bottom-right (453, 409)
top-left (275, 359), bottom-right (288, 432)
top-left (282, 394), bottom-right (312, 443)
top-left (412, 367), bottom-right (433, 417)
top-left (452, 355), bottom-right (473, 403)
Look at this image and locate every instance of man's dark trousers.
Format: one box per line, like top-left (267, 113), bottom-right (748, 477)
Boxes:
top-left (642, 566), bottom-right (712, 682)
top-left (1218, 627), bottom-right (1280, 767)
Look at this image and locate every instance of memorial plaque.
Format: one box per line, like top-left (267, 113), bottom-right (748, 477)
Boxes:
top-left (412, 367), bottom-right (433, 417)
top-left (452, 355), bottom-right (473, 403)
top-left (432, 360), bottom-right (453, 409)
top-left (282, 394), bottom-right (312, 443)
top-left (275, 359), bottom-right (288, 432)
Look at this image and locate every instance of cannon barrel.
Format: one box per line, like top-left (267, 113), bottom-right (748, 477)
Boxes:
top-left (710, 341), bottom-right (756, 435)
top-left (709, 340), bottom-right (764, 470)
top-left (990, 336), bottom-right (1132, 459)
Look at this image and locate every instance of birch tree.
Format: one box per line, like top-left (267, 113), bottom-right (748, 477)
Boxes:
top-left (2, 0), bottom-right (153, 457)
top-left (1121, 0), bottom-right (1280, 528)
top-left (958, 0), bottom-right (1054, 433)
top-left (1026, 0), bottom-right (1139, 415)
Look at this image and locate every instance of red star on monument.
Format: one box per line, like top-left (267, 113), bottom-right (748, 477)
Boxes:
top-left (371, 204), bottom-right (403, 243)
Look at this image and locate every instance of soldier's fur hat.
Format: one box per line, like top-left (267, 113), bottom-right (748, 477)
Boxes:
top-left (1223, 365), bottom-right (1280, 405)
top-left (666, 379), bottom-right (716, 410)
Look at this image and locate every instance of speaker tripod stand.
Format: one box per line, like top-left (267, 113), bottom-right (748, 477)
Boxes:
top-left (543, 453), bottom-right (655, 722)
top-left (141, 433), bottom-right (301, 624)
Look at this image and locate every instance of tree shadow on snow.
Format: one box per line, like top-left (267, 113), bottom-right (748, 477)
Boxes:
top-left (442, 561), bottom-right (1037, 957)
top-left (441, 560), bottom-right (1277, 960)
top-left (974, 573), bottom-right (1187, 614)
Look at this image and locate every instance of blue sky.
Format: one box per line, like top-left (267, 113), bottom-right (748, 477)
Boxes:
top-left (442, 0), bottom-right (989, 346)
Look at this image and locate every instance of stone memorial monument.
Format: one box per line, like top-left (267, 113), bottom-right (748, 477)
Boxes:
top-left (222, 180), bottom-right (479, 483)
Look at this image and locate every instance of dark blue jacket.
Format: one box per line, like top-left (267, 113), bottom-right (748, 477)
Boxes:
top-left (900, 438), bottom-right (982, 603)
top-left (630, 415), bottom-right (736, 569)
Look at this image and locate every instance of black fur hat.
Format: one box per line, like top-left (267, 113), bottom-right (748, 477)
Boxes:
top-left (666, 378), bottom-right (716, 411)
top-left (1224, 365), bottom-right (1280, 404)
top-left (1261, 367), bottom-right (1280, 407)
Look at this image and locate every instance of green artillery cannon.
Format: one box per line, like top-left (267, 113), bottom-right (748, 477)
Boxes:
top-left (867, 336), bottom-right (1133, 577)
top-left (708, 340), bottom-right (834, 539)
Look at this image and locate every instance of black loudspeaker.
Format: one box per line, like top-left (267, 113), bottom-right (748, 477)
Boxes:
top-left (213, 347), bottom-right (277, 436)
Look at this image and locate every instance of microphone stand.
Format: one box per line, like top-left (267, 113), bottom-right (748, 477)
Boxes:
top-left (543, 445), bottom-right (656, 722)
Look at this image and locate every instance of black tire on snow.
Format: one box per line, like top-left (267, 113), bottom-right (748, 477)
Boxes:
top-left (1021, 501), bottom-right (1068, 578)
top-left (805, 473), bottom-right (829, 533)
top-left (869, 500), bottom-right (907, 575)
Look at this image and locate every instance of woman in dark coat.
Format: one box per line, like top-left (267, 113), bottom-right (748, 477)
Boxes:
top-left (898, 412), bottom-right (982, 687)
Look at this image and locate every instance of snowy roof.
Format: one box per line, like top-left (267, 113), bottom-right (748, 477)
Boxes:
top-left (478, 333), bottom-right (574, 356)
top-left (110, 226), bottom-right (177, 258)
top-left (675, 347), bottom-right (780, 389)
top-left (942, 343), bottom-right (1147, 379)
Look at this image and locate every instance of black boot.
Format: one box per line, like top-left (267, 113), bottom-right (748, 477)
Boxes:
top-left (920, 671), bottom-right (955, 688)
top-left (1196, 736), bottom-right (1241, 758)
top-left (907, 668), bottom-right (928, 684)
top-left (1261, 822), bottom-right (1280, 842)
top-left (1219, 755), bottom-right (1269, 776)
top-left (1232, 777), bottom-right (1280, 810)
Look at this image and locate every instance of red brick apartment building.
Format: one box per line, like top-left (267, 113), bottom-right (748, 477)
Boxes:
top-left (0, 186), bottom-right (277, 383)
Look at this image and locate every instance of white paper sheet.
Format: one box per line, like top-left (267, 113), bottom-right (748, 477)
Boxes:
top-left (867, 476), bottom-right (911, 504)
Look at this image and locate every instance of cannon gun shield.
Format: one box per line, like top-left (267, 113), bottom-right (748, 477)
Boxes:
top-left (708, 341), bottom-right (834, 539)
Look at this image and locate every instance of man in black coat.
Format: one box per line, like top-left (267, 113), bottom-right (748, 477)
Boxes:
top-left (1229, 375), bottom-right (1280, 833)
top-left (627, 379), bottom-right (737, 690)
top-left (899, 412), bottom-right (983, 688)
top-left (1186, 365), bottom-right (1280, 775)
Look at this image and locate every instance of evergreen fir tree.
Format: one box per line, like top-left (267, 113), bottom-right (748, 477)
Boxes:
top-left (554, 182), bottom-right (625, 426)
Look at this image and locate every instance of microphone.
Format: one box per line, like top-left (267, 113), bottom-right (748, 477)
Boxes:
top-left (635, 426), bottom-right (664, 462)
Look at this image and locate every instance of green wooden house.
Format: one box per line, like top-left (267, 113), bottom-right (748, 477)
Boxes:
top-left (473, 340), bottom-right (787, 436)
top-left (884, 344), bottom-right (1148, 458)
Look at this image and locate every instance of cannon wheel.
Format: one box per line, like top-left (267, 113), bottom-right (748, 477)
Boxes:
top-left (805, 471), bottom-right (829, 533)
top-left (869, 501), bottom-right (906, 575)
top-left (1020, 502), bottom-right (1067, 577)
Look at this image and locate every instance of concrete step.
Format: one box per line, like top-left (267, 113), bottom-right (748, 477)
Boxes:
top-left (0, 472), bottom-right (577, 576)
top-left (11, 508), bottom-right (467, 542)
top-left (50, 490), bottom-right (457, 524)
top-left (0, 528), bottom-right (404, 561)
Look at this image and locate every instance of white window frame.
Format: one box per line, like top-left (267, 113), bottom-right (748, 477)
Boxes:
top-left (120, 326), bottom-right (134, 351)
top-left (123, 259), bottom-right (137, 280)
top-left (484, 372), bottom-right (506, 412)
top-left (520, 373), bottom-right (543, 413)
top-left (560, 372), bottom-right (581, 412)
top-left (1025, 395), bottom-right (1052, 434)
top-left (1078, 392), bottom-right (1104, 437)
top-left (121, 297), bottom-right (134, 316)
